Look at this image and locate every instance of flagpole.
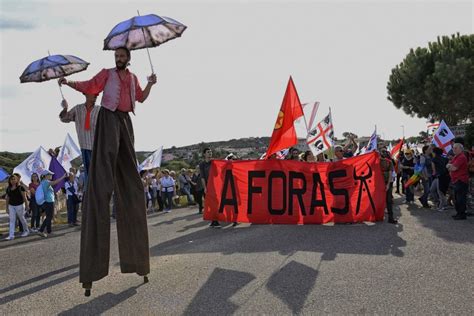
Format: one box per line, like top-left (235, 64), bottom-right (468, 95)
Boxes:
top-left (329, 107), bottom-right (335, 160)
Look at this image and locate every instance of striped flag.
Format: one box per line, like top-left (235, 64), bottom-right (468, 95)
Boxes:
top-left (306, 112), bottom-right (335, 155)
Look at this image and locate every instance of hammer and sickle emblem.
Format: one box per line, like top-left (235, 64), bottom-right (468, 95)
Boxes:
top-left (353, 162), bottom-right (377, 215)
top-left (274, 111), bottom-right (284, 130)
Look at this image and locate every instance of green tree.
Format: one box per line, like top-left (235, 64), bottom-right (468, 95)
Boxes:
top-left (387, 33), bottom-right (474, 125)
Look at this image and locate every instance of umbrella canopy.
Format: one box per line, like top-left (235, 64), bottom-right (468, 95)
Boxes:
top-left (20, 54), bottom-right (89, 83)
top-left (103, 14), bottom-right (187, 51)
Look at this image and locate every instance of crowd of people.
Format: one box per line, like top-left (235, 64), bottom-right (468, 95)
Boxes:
top-left (2, 137), bottom-right (473, 240)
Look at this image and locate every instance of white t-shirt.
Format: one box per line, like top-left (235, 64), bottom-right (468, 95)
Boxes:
top-left (160, 176), bottom-right (175, 192)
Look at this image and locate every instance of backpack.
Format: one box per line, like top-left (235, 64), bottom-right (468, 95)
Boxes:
top-left (35, 182), bottom-right (45, 206)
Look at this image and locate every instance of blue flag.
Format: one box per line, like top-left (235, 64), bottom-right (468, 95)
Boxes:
top-left (0, 167), bottom-right (9, 182)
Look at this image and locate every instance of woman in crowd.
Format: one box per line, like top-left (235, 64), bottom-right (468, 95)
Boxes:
top-left (154, 169), bottom-right (164, 212)
top-left (37, 170), bottom-right (67, 237)
top-left (302, 150), bottom-right (316, 162)
top-left (160, 169), bottom-right (176, 213)
top-left (29, 173), bottom-right (41, 231)
top-left (64, 172), bottom-right (80, 226)
top-left (4, 174), bottom-right (30, 241)
top-left (169, 171), bottom-right (180, 207)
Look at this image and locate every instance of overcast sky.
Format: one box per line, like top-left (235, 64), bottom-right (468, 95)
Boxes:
top-left (0, 0), bottom-right (472, 152)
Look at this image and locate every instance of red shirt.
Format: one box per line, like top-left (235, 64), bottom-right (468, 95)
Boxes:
top-left (73, 68), bottom-right (145, 112)
top-left (450, 153), bottom-right (469, 184)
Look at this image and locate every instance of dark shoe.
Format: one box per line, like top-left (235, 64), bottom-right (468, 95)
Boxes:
top-left (452, 214), bottom-right (467, 220)
top-left (232, 222), bottom-right (238, 227)
top-left (388, 219), bottom-right (398, 224)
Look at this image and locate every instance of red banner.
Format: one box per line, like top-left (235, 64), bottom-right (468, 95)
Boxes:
top-left (203, 152), bottom-right (386, 224)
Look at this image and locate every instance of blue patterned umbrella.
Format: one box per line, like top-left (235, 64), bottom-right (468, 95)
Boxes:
top-left (104, 12), bottom-right (187, 72)
top-left (20, 54), bottom-right (90, 98)
top-left (20, 54), bottom-right (89, 83)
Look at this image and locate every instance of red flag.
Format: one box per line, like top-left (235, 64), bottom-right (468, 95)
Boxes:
top-left (390, 138), bottom-right (404, 159)
top-left (265, 77), bottom-right (304, 158)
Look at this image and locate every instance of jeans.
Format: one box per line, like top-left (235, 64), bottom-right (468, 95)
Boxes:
top-left (81, 149), bottom-right (92, 191)
top-left (194, 190), bottom-right (204, 213)
top-left (30, 198), bottom-right (41, 228)
top-left (419, 177), bottom-right (431, 205)
top-left (67, 196), bottom-right (78, 224)
top-left (8, 204), bottom-right (29, 238)
top-left (386, 183), bottom-right (394, 220)
top-left (180, 186), bottom-right (194, 204)
top-left (405, 185), bottom-right (414, 202)
top-left (163, 191), bottom-right (174, 210)
top-left (454, 181), bottom-right (468, 216)
top-left (39, 202), bottom-right (54, 234)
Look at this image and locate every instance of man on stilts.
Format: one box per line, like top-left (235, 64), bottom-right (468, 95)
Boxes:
top-left (59, 46), bottom-right (157, 296)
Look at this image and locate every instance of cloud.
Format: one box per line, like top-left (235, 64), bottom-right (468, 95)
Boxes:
top-left (0, 18), bottom-right (36, 30)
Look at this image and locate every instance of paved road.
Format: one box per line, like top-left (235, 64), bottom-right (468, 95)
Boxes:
top-left (0, 195), bottom-right (473, 315)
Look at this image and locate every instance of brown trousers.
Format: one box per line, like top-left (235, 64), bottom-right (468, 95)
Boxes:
top-left (80, 108), bottom-right (150, 284)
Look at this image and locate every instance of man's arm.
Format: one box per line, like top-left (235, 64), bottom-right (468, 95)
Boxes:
top-left (58, 69), bottom-right (108, 95)
top-left (59, 100), bottom-right (76, 123)
top-left (49, 174), bottom-right (68, 186)
top-left (135, 74), bottom-right (157, 103)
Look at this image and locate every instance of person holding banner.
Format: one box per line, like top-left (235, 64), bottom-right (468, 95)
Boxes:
top-left (200, 148), bottom-right (220, 228)
top-left (380, 148), bottom-right (398, 224)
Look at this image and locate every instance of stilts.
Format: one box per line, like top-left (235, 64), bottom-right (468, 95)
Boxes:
top-left (83, 282), bottom-right (92, 297)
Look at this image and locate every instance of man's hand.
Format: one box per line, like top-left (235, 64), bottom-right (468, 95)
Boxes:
top-left (61, 99), bottom-right (68, 109)
top-left (147, 74), bottom-right (157, 85)
top-left (58, 77), bottom-right (67, 86)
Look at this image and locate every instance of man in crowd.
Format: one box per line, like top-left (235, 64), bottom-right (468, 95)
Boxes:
top-left (380, 147), bottom-right (397, 224)
top-left (59, 46), bottom-right (157, 294)
top-left (200, 148), bottom-right (220, 228)
top-left (418, 145), bottom-right (433, 208)
top-left (178, 168), bottom-right (195, 206)
top-left (447, 143), bottom-right (469, 220)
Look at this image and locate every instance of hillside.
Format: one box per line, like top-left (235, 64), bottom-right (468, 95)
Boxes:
top-left (0, 137), bottom-right (272, 174)
top-left (0, 135), bottom-right (395, 175)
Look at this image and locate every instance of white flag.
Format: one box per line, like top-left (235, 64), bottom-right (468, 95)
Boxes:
top-left (365, 128), bottom-right (378, 153)
top-left (139, 147), bottom-right (163, 171)
top-left (302, 101), bottom-right (320, 133)
top-left (57, 133), bottom-right (81, 171)
top-left (432, 120), bottom-right (455, 153)
top-left (13, 147), bottom-right (52, 186)
top-left (306, 112), bottom-right (335, 156)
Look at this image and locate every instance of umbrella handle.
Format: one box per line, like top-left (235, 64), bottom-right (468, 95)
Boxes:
top-left (145, 47), bottom-right (155, 74)
top-left (58, 83), bottom-right (65, 100)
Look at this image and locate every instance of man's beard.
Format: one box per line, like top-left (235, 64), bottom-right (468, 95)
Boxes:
top-left (116, 62), bottom-right (127, 70)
